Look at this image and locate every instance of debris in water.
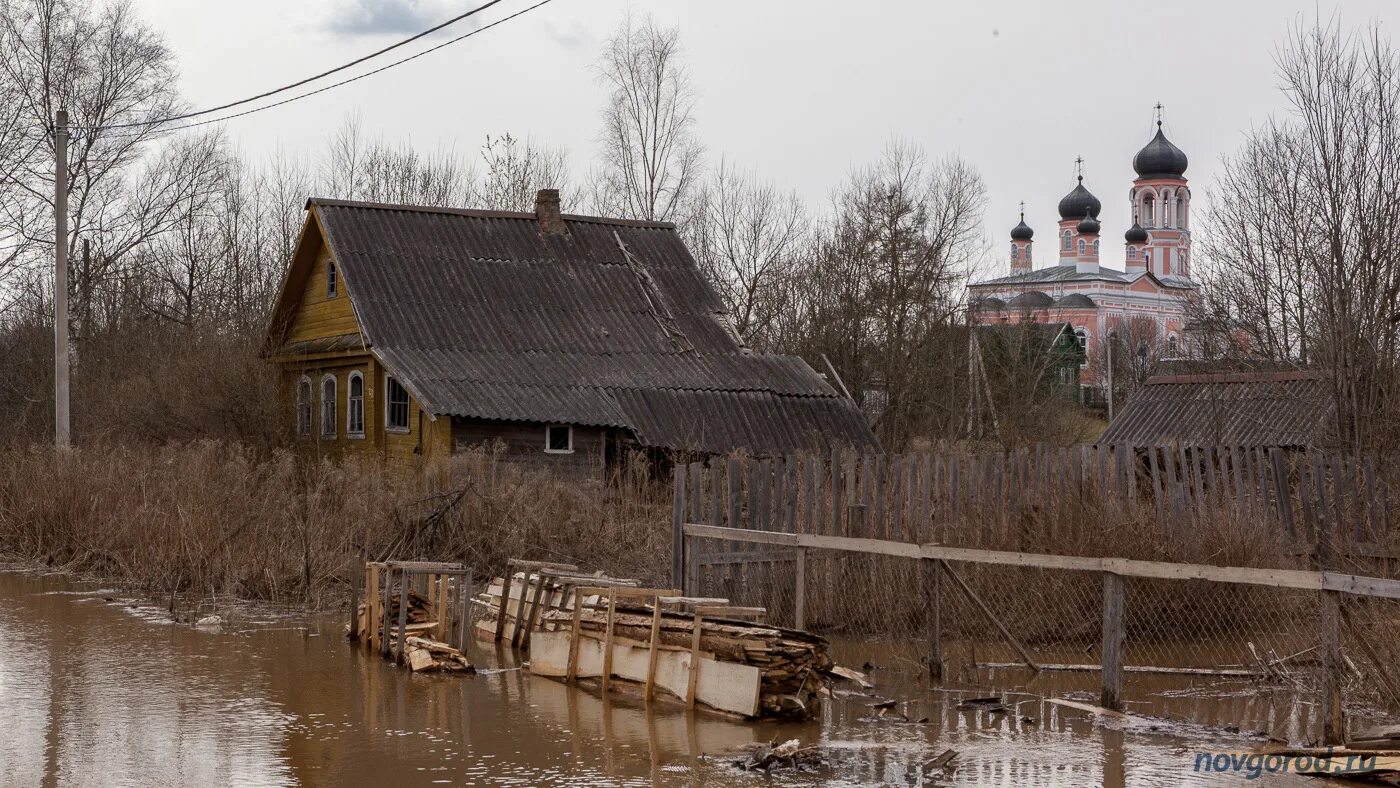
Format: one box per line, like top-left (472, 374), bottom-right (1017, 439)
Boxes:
top-left (721, 739), bottom-right (825, 773)
top-left (922, 748), bottom-right (958, 778)
top-left (194, 615), bottom-right (222, 630)
top-left (956, 696), bottom-right (1009, 714)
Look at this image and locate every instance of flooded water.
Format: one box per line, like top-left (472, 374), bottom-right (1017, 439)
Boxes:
top-left (0, 568), bottom-right (1331, 786)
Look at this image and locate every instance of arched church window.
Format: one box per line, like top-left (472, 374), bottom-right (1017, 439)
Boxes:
top-left (1143, 194), bottom-right (1155, 227)
top-left (1011, 243), bottom-right (1018, 260)
top-left (1177, 190), bottom-right (1189, 227)
top-left (1062, 230), bottom-right (1072, 251)
top-left (1167, 333), bottom-right (1179, 356)
top-left (1092, 240), bottom-right (1100, 255)
top-left (1077, 239), bottom-right (1086, 255)
top-left (1128, 246), bottom-right (1138, 260)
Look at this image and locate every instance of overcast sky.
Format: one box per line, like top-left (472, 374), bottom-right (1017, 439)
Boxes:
top-left (131, 0), bottom-right (1394, 278)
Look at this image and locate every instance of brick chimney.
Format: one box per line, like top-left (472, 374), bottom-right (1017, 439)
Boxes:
top-left (535, 188), bottom-right (566, 235)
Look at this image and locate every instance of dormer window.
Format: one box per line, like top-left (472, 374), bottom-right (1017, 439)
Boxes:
top-left (327, 261), bottom-right (338, 298)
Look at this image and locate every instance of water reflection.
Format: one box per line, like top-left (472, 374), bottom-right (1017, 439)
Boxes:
top-left (0, 570), bottom-right (1318, 787)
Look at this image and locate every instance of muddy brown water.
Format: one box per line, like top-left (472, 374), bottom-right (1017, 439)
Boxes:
top-left (0, 569), bottom-right (1333, 786)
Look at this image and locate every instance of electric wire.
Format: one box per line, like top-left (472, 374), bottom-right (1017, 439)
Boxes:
top-left (99, 0), bottom-right (556, 140)
top-left (75, 0), bottom-right (510, 131)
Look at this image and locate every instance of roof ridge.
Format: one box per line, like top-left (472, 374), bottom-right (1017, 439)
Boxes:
top-left (308, 197), bottom-right (676, 230)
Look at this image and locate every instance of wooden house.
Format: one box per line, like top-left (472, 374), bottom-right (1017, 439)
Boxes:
top-left (262, 190), bottom-right (876, 473)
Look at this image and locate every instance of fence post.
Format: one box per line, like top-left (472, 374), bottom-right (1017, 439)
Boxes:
top-left (794, 547), bottom-right (807, 630)
top-left (925, 557), bottom-right (943, 680)
top-left (1321, 589), bottom-right (1346, 744)
top-left (1100, 572), bottom-right (1126, 711)
top-left (672, 465), bottom-right (686, 590)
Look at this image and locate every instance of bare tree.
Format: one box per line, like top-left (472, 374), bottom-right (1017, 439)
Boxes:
top-left (478, 133), bottom-right (571, 212)
top-left (593, 13), bottom-right (702, 223)
top-left (792, 140), bottom-right (986, 445)
top-left (1200, 18), bottom-right (1400, 450)
top-left (688, 160), bottom-right (807, 350)
top-left (320, 114), bottom-right (475, 207)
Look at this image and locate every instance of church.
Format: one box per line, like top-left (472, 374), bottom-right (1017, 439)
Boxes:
top-left (967, 114), bottom-right (1197, 402)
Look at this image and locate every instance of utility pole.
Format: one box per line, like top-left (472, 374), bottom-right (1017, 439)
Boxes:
top-left (54, 108), bottom-right (70, 449)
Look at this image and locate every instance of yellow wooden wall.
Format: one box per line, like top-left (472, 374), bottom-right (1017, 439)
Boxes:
top-left (286, 245), bottom-right (361, 343)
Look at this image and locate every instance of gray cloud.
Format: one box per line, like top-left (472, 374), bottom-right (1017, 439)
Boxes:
top-left (325, 0), bottom-right (476, 36)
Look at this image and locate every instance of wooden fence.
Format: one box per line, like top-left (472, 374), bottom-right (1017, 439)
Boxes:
top-left (669, 446), bottom-right (1400, 572)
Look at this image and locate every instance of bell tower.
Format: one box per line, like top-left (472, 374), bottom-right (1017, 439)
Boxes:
top-left (1130, 105), bottom-right (1191, 278)
top-left (1009, 202), bottom-right (1033, 273)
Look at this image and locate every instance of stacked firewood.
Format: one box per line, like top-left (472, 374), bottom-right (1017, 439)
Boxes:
top-left (540, 604), bottom-right (832, 718)
top-left (356, 591), bottom-right (475, 673)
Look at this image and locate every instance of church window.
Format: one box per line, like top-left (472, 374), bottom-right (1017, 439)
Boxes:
top-left (1077, 239), bottom-right (1086, 255)
top-left (1167, 333), bottom-right (1179, 356)
top-left (1092, 240), bottom-right (1100, 255)
top-left (1074, 327), bottom-right (1089, 368)
top-left (1142, 194), bottom-right (1155, 226)
top-left (1128, 246), bottom-right (1137, 260)
top-left (1010, 243), bottom-right (1018, 260)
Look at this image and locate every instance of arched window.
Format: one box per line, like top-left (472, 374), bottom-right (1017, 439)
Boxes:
top-left (1074, 327), bottom-right (1089, 368)
top-left (1142, 194), bottom-right (1155, 227)
top-left (1077, 239), bottom-right (1086, 255)
top-left (326, 261), bottom-right (338, 299)
top-left (1010, 243), bottom-right (1019, 261)
top-left (1128, 246), bottom-right (1138, 260)
top-left (347, 371), bottom-right (365, 437)
top-left (1092, 239), bottom-right (1100, 255)
top-left (1177, 189), bottom-right (1189, 228)
top-left (1167, 333), bottom-right (1179, 356)
top-left (1161, 189), bottom-right (1174, 228)
top-left (296, 377), bottom-right (312, 437)
top-left (320, 374), bottom-right (337, 439)
top-left (1062, 230), bottom-right (1072, 251)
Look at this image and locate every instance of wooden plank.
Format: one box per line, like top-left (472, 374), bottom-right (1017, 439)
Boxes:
top-left (1148, 448), bottom-right (1163, 521)
top-left (784, 455), bottom-right (799, 534)
top-left (493, 568), bottom-right (513, 642)
top-left (728, 458), bottom-right (742, 531)
top-left (1271, 448), bottom-right (1297, 542)
top-left (436, 574), bottom-right (450, 644)
top-left (380, 566), bottom-right (393, 657)
top-left (831, 448), bottom-right (842, 536)
top-left (396, 568), bottom-right (410, 666)
top-left (794, 547), bottom-right (806, 630)
top-left (1046, 697), bottom-right (1127, 719)
top-left (644, 603), bottom-right (663, 700)
top-left (918, 454), bottom-right (932, 543)
top-left (1100, 572), bottom-right (1125, 711)
top-left (601, 595), bottom-right (617, 693)
top-left (940, 559), bottom-right (1038, 671)
top-left (926, 558), bottom-right (942, 680)
top-left (672, 467), bottom-right (686, 590)
top-left (566, 595), bottom-right (584, 682)
top-left (710, 458), bottom-right (723, 529)
top-left (1321, 590), bottom-right (1344, 744)
top-left (771, 457), bottom-right (786, 533)
top-left (530, 630), bottom-right (762, 717)
top-left (518, 571), bottom-right (548, 649)
top-left (686, 612), bottom-right (703, 708)
top-left (457, 573), bottom-right (472, 654)
top-left (689, 462), bottom-right (704, 524)
top-left (1231, 445), bottom-right (1247, 517)
top-left (683, 523), bottom-right (1400, 597)
top-left (803, 455), bottom-right (818, 536)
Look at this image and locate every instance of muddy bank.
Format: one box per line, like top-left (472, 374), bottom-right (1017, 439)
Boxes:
top-left (0, 567), bottom-right (1329, 787)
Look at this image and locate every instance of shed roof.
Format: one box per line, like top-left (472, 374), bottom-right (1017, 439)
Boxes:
top-left (1097, 370), bottom-right (1334, 449)
top-left (268, 198), bottom-right (876, 455)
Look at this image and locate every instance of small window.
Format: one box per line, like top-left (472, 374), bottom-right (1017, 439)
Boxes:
top-left (320, 374), bottom-right (337, 439)
top-left (1127, 246), bottom-right (1137, 260)
top-left (1077, 239), bottom-right (1086, 254)
top-left (326, 261), bottom-right (338, 299)
top-left (1167, 333), bottom-right (1179, 356)
top-left (296, 377), bottom-right (312, 437)
top-left (385, 376), bottom-right (410, 433)
top-left (1061, 230), bottom-right (1071, 251)
top-left (1092, 239), bottom-right (1100, 255)
top-left (347, 371), bottom-right (365, 437)
top-left (1074, 327), bottom-right (1089, 368)
top-left (1010, 243), bottom-right (1018, 260)
top-left (545, 425), bottom-right (573, 454)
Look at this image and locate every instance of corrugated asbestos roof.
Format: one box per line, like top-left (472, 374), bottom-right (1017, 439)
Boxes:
top-left (1097, 371), bottom-right (1334, 449)
top-left (299, 199), bottom-right (876, 454)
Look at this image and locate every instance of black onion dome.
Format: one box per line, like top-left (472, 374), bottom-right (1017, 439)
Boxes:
top-left (1057, 177), bottom-right (1102, 220)
top-left (1124, 221), bottom-right (1148, 244)
top-left (1133, 124), bottom-right (1189, 178)
top-left (1077, 211), bottom-right (1101, 235)
top-left (1010, 218), bottom-right (1033, 241)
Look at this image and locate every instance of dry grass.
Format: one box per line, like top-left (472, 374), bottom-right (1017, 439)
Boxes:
top-left (0, 441), bottom-right (669, 609)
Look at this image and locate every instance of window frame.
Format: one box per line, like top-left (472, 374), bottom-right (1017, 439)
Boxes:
top-left (346, 371), bottom-right (365, 438)
top-left (1061, 230), bottom-right (1071, 251)
top-left (1077, 238), bottom-right (1086, 255)
top-left (544, 424), bottom-right (574, 454)
top-left (320, 374), bottom-right (338, 439)
top-left (1074, 327), bottom-right (1090, 368)
top-left (385, 375), bottom-right (411, 434)
top-left (296, 376), bottom-right (312, 437)
top-left (326, 261), bottom-right (338, 299)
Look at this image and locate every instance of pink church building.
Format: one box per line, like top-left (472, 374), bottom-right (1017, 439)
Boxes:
top-left (968, 118), bottom-right (1197, 401)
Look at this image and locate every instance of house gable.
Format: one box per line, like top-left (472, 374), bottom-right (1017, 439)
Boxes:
top-left (264, 208), bottom-right (365, 358)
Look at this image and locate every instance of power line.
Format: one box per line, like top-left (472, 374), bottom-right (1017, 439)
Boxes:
top-left (102, 0), bottom-right (556, 139)
top-left (78, 0), bottom-right (512, 131)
